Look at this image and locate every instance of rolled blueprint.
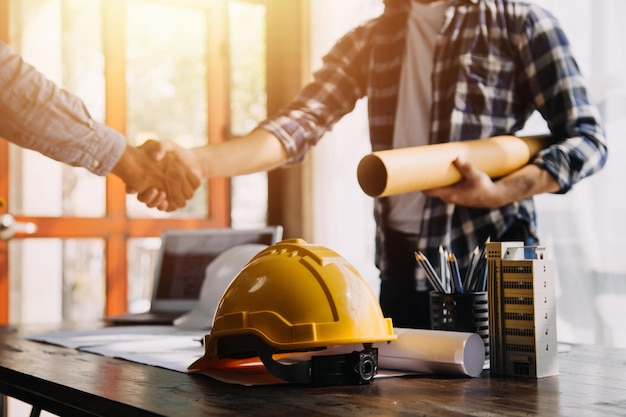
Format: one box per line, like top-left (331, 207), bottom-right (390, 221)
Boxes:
top-left (357, 135), bottom-right (551, 197)
top-left (377, 328), bottom-right (485, 378)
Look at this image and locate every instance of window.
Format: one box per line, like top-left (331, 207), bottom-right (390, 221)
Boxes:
top-left (0, 0), bottom-right (276, 323)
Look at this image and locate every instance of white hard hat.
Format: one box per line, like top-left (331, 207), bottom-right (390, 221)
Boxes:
top-left (173, 243), bottom-right (268, 330)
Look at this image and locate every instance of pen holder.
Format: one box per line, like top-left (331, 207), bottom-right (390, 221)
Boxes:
top-left (429, 291), bottom-right (489, 360)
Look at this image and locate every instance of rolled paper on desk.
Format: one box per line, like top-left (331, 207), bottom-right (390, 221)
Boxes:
top-left (357, 135), bottom-right (551, 197)
top-left (377, 328), bottom-right (485, 377)
top-left (325, 328), bottom-right (485, 377)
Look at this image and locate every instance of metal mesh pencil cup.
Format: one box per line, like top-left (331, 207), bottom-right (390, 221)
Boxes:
top-left (429, 291), bottom-right (489, 360)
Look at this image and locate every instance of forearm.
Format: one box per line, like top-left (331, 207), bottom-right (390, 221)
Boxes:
top-left (0, 42), bottom-right (126, 175)
top-left (194, 129), bottom-right (288, 179)
top-left (492, 164), bottom-right (560, 207)
top-left (110, 144), bottom-right (143, 185)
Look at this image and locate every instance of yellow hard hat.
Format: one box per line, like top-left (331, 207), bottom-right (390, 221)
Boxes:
top-left (189, 238), bottom-right (396, 385)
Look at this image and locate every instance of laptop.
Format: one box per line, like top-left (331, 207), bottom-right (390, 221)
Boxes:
top-left (105, 226), bottom-right (283, 325)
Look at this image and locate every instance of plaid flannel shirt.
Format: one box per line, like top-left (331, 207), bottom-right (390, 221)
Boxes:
top-left (259, 0), bottom-right (607, 276)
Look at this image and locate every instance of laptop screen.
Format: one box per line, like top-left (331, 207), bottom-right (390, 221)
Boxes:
top-left (151, 226), bottom-right (283, 311)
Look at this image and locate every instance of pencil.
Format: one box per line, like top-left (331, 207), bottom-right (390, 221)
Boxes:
top-left (439, 245), bottom-right (449, 293)
top-left (463, 246), bottom-right (479, 290)
top-left (448, 252), bottom-right (464, 294)
top-left (415, 251), bottom-right (446, 293)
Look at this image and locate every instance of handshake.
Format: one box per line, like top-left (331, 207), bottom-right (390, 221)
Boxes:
top-left (112, 139), bottom-right (201, 212)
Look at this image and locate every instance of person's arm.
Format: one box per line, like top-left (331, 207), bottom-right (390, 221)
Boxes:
top-left (0, 42), bottom-right (199, 211)
top-left (0, 42), bottom-right (125, 175)
top-left (516, 5), bottom-right (607, 193)
top-left (189, 129), bottom-right (288, 179)
top-left (136, 128), bottom-right (288, 181)
top-left (133, 130), bottom-right (286, 209)
top-left (138, 130), bottom-right (285, 208)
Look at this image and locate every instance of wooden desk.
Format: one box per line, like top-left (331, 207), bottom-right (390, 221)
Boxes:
top-left (1, 325), bottom-right (625, 417)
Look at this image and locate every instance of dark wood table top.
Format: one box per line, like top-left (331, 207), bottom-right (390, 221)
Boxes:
top-left (1, 324), bottom-right (625, 417)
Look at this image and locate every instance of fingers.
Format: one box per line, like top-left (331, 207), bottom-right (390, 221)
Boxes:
top-left (138, 139), bottom-right (176, 161)
top-left (451, 156), bottom-right (475, 178)
top-left (161, 152), bottom-right (200, 209)
top-left (136, 188), bottom-right (169, 210)
top-left (182, 167), bottom-right (201, 199)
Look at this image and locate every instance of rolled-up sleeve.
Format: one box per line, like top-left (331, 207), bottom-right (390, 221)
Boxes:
top-left (515, 6), bottom-right (608, 193)
top-left (0, 42), bottom-right (126, 176)
top-left (258, 24), bottom-right (371, 164)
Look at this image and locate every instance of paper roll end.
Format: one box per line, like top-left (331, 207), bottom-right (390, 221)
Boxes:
top-left (357, 154), bottom-right (388, 197)
top-left (463, 333), bottom-right (486, 377)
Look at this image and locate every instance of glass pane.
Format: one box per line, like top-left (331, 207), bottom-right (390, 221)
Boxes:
top-left (127, 237), bottom-right (161, 313)
top-left (228, 1), bottom-right (268, 227)
top-left (62, 238), bottom-right (106, 321)
top-left (9, 238), bottom-right (105, 324)
top-left (231, 174), bottom-right (268, 228)
top-left (229, 1), bottom-right (267, 136)
top-left (8, 0), bottom-right (106, 217)
top-left (125, 1), bottom-right (209, 218)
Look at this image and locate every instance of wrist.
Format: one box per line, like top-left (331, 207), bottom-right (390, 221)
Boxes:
top-left (490, 182), bottom-right (513, 208)
top-left (111, 145), bottom-right (143, 188)
top-left (195, 146), bottom-right (212, 179)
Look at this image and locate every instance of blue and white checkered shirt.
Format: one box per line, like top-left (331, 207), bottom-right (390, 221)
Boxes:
top-left (260, 0), bottom-right (607, 275)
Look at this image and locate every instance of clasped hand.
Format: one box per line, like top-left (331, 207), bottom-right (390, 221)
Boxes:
top-left (120, 141), bottom-right (200, 212)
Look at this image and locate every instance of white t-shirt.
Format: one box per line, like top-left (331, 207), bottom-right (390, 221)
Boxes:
top-left (387, 0), bottom-right (451, 234)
